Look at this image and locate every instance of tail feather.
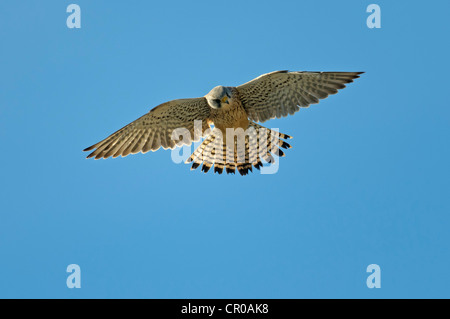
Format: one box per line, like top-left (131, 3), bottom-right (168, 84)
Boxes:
top-left (186, 122), bottom-right (291, 176)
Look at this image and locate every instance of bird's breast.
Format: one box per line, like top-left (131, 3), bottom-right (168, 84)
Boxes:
top-left (210, 102), bottom-right (249, 132)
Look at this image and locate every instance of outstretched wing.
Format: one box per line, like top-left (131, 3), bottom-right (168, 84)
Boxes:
top-left (83, 98), bottom-right (211, 159)
top-left (237, 70), bottom-right (363, 123)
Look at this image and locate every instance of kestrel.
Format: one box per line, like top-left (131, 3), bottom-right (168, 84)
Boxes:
top-left (84, 70), bottom-right (363, 175)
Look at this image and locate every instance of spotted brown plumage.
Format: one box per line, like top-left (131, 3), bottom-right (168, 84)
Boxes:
top-left (84, 70), bottom-right (363, 175)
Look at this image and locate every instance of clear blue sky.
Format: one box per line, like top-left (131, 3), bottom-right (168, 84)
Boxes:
top-left (1, 0), bottom-right (449, 298)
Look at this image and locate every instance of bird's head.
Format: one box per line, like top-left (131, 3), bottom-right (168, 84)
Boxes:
top-left (205, 86), bottom-right (233, 109)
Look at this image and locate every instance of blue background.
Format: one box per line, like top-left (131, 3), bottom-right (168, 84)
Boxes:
top-left (1, 0), bottom-right (449, 298)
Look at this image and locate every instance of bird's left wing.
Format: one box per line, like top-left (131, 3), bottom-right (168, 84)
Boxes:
top-left (236, 70), bottom-right (363, 123)
top-left (83, 98), bottom-right (211, 159)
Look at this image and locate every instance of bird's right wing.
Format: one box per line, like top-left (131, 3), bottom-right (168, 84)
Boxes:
top-left (237, 71), bottom-right (363, 123)
top-left (83, 98), bottom-right (211, 159)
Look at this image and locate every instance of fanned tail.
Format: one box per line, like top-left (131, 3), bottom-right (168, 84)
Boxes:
top-left (186, 122), bottom-right (291, 176)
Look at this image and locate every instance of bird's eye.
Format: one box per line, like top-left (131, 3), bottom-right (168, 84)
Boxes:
top-left (221, 96), bottom-right (228, 103)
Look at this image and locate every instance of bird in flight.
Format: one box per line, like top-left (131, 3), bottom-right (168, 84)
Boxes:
top-left (84, 70), bottom-right (363, 175)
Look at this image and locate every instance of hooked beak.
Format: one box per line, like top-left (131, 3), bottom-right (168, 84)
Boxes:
top-left (221, 96), bottom-right (229, 104)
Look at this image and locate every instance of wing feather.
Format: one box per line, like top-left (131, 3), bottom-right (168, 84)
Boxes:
top-left (237, 70), bottom-right (363, 122)
top-left (84, 98), bottom-right (211, 159)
